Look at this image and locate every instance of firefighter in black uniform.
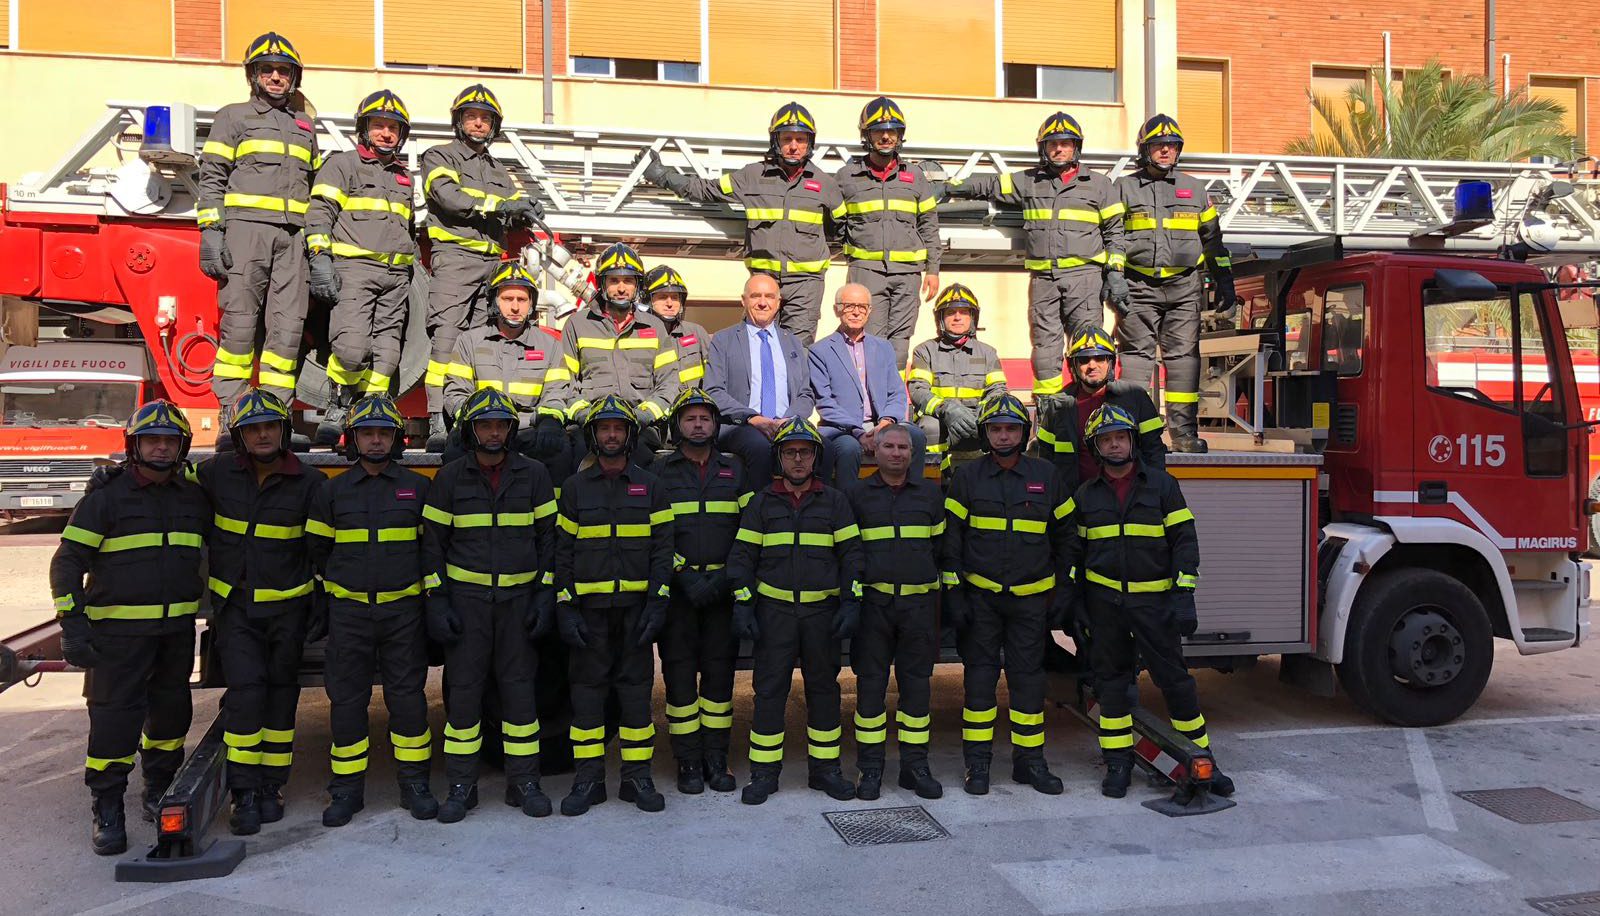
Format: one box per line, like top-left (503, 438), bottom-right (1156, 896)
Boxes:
top-left (1064, 404), bottom-right (1223, 799)
top-left (195, 389), bottom-right (326, 835)
top-left (422, 387), bottom-right (559, 822)
top-left (942, 394), bottom-right (1072, 796)
top-left (1034, 327), bottom-right (1166, 493)
top-left (728, 417), bottom-right (864, 806)
top-left (554, 395), bottom-right (676, 815)
top-left (845, 423), bottom-right (945, 800)
top-left (308, 395), bottom-right (440, 826)
top-left (650, 388), bottom-right (752, 794)
top-left (51, 401), bottom-right (209, 855)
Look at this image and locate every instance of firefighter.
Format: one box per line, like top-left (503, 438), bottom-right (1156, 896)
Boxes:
top-left (945, 112), bottom-right (1124, 399)
top-left (197, 389), bottom-right (326, 835)
top-left (307, 90), bottom-right (416, 447)
top-left (50, 401), bottom-right (208, 855)
top-left (441, 263), bottom-right (571, 482)
top-left (307, 395), bottom-right (440, 827)
top-left (907, 284), bottom-right (1008, 472)
top-left (421, 388), bottom-right (559, 822)
top-left (553, 396), bottom-right (676, 815)
top-left (644, 264), bottom-right (712, 390)
top-left (942, 394), bottom-right (1072, 796)
top-left (197, 33), bottom-right (319, 422)
top-left (650, 388), bottom-right (752, 794)
top-left (844, 423), bottom-right (945, 800)
top-left (542, 244), bottom-right (679, 461)
top-left (421, 84), bottom-right (544, 451)
top-left (1063, 404), bottom-right (1221, 798)
top-left (1034, 327), bottom-right (1166, 492)
top-left (1115, 114), bottom-right (1235, 453)
top-left (727, 417), bottom-right (864, 806)
top-left (642, 102), bottom-right (846, 344)
top-left (835, 96), bottom-right (942, 366)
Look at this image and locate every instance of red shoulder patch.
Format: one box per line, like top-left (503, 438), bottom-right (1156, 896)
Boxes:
top-left (717, 468), bottom-right (735, 478)
top-left (395, 174), bottom-right (413, 187)
top-left (294, 119), bottom-right (313, 132)
top-left (1176, 188), bottom-right (1194, 199)
top-left (627, 484), bottom-right (648, 496)
top-left (1025, 481), bottom-right (1046, 494)
top-left (524, 349), bottom-right (545, 361)
top-left (638, 327), bottom-right (657, 339)
top-left (680, 334), bottom-right (698, 346)
top-left (899, 171), bottom-right (915, 183)
top-left (396, 488), bottom-right (417, 500)
top-left (804, 179), bottom-right (822, 192)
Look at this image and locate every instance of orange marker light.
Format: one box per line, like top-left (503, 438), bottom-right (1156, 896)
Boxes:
top-left (1190, 756), bottom-right (1214, 781)
top-left (160, 807), bottom-right (186, 835)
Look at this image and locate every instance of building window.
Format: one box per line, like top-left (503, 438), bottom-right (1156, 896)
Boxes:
top-left (1003, 64), bottom-right (1117, 103)
top-left (1529, 76), bottom-right (1586, 157)
top-left (570, 56), bottom-right (701, 83)
top-left (1177, 58), bottom-right (1229, 153)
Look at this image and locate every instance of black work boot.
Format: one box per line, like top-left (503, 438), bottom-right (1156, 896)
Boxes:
top-left (807, 764), bottom-right (856, 801)
top-left (228, 789), bottom-right (262, 836)
top-left (436, 783), bottom-right (478, 824)
top-left (91, 792), bottom-right (127, 856)
top-left (1211, 768), bottom-right (1236, 797)
top-left (400, 781), bottom-right (439, 820)
top-left (561, 780), bottom-right (607, 817)
top-left (619, 777), bottom-right (666, 812)
top-left (506, 780), bottom-right (552, 818)
top-left (1013, 759), bottom-right (1064, 796)
top-left (855, 768), bottom-right (883, 801)
top-left (964, 761), bottom-right (991, 796)
top-left (702, 753), bottom-right (737, 793)
top-left (677, 759), bottom-right (705, 795)
top-left (315, 401), bottom-right (348, 449)
top-left (140, 781), bottom-right (169, 823)
top-left (1101, 757), bottom-right (1134, 798)
top-left (898, 764), bottom-right (944, 800)
top-left (741, 767), bottom-right (781, 806)
top-left (1170, 434), bottom-right (1209, 454)
top-left (322, 791), bottom-right (365, 827)
top-left (258, 784), bottom-right (286, 824)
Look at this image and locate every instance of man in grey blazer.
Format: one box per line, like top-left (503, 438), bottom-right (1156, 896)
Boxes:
top-left (810, 283), bottom-right (926, 483)
top-left (705, 274), bottom-right (819, 483)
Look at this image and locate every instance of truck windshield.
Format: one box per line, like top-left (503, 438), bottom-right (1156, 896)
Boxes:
top-left (1, 381), bottom-right (140, 428)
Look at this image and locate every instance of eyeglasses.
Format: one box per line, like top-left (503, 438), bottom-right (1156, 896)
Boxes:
top-left (780, 448), bottom-right (814, 460)
top-left (838, 302), bottom-right (871, 314)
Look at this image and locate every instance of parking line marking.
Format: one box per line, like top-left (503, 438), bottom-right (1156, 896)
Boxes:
top-left (1406, 727), bottom-right (1458, 832)
top-left (1235, 712), bottom-right (1600, 740)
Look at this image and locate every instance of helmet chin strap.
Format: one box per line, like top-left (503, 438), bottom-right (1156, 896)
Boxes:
top-left (500, 315), bottom-right (528, 331)
top-left (476, 440), bottom-right (507, 455)
top-left (1093, 443), bottom-right (1133, 466)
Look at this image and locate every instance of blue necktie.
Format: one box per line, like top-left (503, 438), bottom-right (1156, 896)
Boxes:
top-left (758, 328), bottom-right (777, 417)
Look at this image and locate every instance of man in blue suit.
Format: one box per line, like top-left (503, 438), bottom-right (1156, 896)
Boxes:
top-left (704, 274), bottom-right (818, 483)
top-left (810, 283), bottom-right (926, 484)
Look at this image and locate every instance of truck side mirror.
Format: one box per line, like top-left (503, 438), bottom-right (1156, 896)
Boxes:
top-left (1430, 269), bottom-right (1499, 302)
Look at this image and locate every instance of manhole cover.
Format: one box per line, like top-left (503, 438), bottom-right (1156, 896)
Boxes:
top-left (1527, 890), bottom-right (1600, 916)
top-left (823, 805), bottom-right (950, 846)
top-left (1455, 788), bottom-right (1600, 825)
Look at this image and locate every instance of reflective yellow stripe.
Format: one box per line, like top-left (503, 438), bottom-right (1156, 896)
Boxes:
top-left (85, 601), bottom-right (201, 621)
top-left (1036, 427), bottom-right (1074, 454)
top-left (1084, 569), bottom-right (1173, 593)
top-left (341, 196), bottom-right (413, 219)
top-left (201, 140), bottom-right (236, 161)
top-left (62, 525), bottom-right (105, 548)
top-left (966, 515), bottom-right (1047, 534)
top-left (962, 572), bottom-right (1055, 596)
top-left (235, 138), bottom-right (313, 163)
top-left (575, 523), bottom-right (653, 538)
top-left (446, 564), bottom-right (538, 588)
top-left (85, 754), bottom-right (137, 771)
top-left (841, 242), bottom-right (928, 262)
top-left (865, 581), bottom-right (940, 595)
top-left (998, 172), bottom-right (1015, 195)
top-left (573, 579), bottom-right (650, 595)
top-left (1010, 709), bottom-right (1044, 725)
top-left (305, 519), bottom-right (334, 538)
top-left (424, 166), bottom-right (460, 195)
top-left (943, 497), bottom-right (968, 520)
top-left (751, 531), bottom-right (837, 547)
top-left (718, 174), bottom-right (735, 195)
top-left (323, 580), bottom-right (425, 603)
top-left (1176, 572), bottom-right (1199, 589)
top-left (744, 207), bottom-right (825, 225)
top-left (1165, 390), bottom-right (1200, 403)
top-left (334, 525), bottom-right (421, 542)
top-left (755, 582), bottom-right (839, 602)
top-left (1022, 207), bottom-right (1101, 223)
top-left (328, 241), bottom-right (415, 266)
top-left (1010, 731), bottom-right (1045, 747)
top-left (1139, 416), bottom-right (1165, 434)
top-left (1101, 202), bottom-right (1127, 219)
top-left (743, 256), bottom-right (828, 274)
top-left (223, 193), bottom-right (309, 215)
top-left (426, 225), bottom-right (502, 255)
top-left (843, 198), bottom-right (922, 215)
top-left (196, 207), bottom-right (221, 226)
top-left (1023, 252), bottom-right (1108, 271)
top-left (859, 524), bottom-right (937, 540)
top-left (142, 734), bottom-right (186, 751)
top-left (671, 500), bottom-right (741, 516)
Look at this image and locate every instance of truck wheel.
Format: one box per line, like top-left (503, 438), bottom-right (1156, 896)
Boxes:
top-left (1336, 568), bottom-right (1493, 727)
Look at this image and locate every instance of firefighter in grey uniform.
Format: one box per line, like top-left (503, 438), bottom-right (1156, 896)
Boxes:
top-left (197, 32), bottom-right (319, 416)
top-left (421, 85), bottom-right (543, 451)
top-left (1114, 114), bottom-right (1235, 453)
top-left (835, 97), bottom-right (941, 367)
top-left (643, 103), bottom-right (846, 344)
top-left (945, 112), bottom-right (1124, 399)
top-left (306, 89), bottom-right (415, 446)
top-left (644, 265), bottom-right (712, 390)
top-left (907, 284), bottom-right (1008, 472)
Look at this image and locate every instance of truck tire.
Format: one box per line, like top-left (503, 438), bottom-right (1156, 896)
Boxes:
top-left (1336, 568), bottom-right (1493, 727)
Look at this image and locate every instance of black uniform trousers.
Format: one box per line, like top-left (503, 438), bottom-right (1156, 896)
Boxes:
top-left (442, 593), bottom-right (541, 785)
top-left (1083, 590), bottom-right (1206, 760)
top-left (324, 602), bottom-right (432, 793)
top-left (659, 591), bottom-right (736, 762)
top-left (749, 600), bottom-right (843, 774)
top-left (83, 627), bottom-right (195, 795)
top-left (568, 599), bottom-right (657, 781)
top-left (852, 591), bottom-right (937, 770)
top-left (957, 590), bottom-right (1049, 766)
top-left (216, 602), bottom-right (306, 790)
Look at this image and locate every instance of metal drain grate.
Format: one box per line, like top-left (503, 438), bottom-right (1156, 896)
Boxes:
top-left (823, 805), bottom-right (950, 846)
top-left (1527, 891), bottom-right (1600, 916)
top-left (1455, 788), bottom-right (1600, 825)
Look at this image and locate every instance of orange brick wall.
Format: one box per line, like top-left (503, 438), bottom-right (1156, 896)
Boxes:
top-left (838, 0), bottom-right (876, 91)
top-left (174, 0), bottom-right (222, 60)
top-left (525, 0), bottom-right (568, 77)
top-left (1176, 1), bottom-right (1598, 157)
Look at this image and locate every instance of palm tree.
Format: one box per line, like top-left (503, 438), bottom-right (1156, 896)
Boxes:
top-left (1286, 61), bottom-right (1576, 161)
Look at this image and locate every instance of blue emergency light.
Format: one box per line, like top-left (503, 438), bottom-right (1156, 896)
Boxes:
top-left (141, 106), bottom-right (173, 157)
top-left (1453, 180), bottom-right (1494, 222)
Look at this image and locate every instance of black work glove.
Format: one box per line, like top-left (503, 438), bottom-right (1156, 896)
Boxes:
top-left (1104, 269), bottom-right (1130, 312)
top-left (532, 416), bottom-right (567, 460)
top-left (702, 568), bottom-right (729, 602)
top-left (199, 226), bottom-right (232, 282)
top-left (557, 601), bottom-right (590, 649)
top-left (942, 584), bottom-right (971, 631)
top-left (498, 197), bottom-right (543, 226)
top-left (1171, 588), bottom-right (1199, 638)
top-left (1211, 272), bottom-right (1237, 318)
top-left (308, 252), bottom-right (341, 302)
top-left (635, 595), bottom-right (669, 647)
top-left (831, 597), bottom-right (860, 640)
top-left (304, 583), bottom-right (329, 644)
top-left (1049, 582), bottom-right (1081, 630)
top-left (732, 600), bottom-right (759, 642)
top-left (941, 402), bottom-right (979, 442)
top-left (640, 148), bottom-right (668, 186)
top-left (676, 568), bottom-right (721, 610)
top-left (59, 613), bottom-right (100, 669)
top-left (425, 591), bottom-right (463, 647)
top-left (529, 588), bottom-right (555, 640)
top-left (86, 463), bottom-right (125, 494)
